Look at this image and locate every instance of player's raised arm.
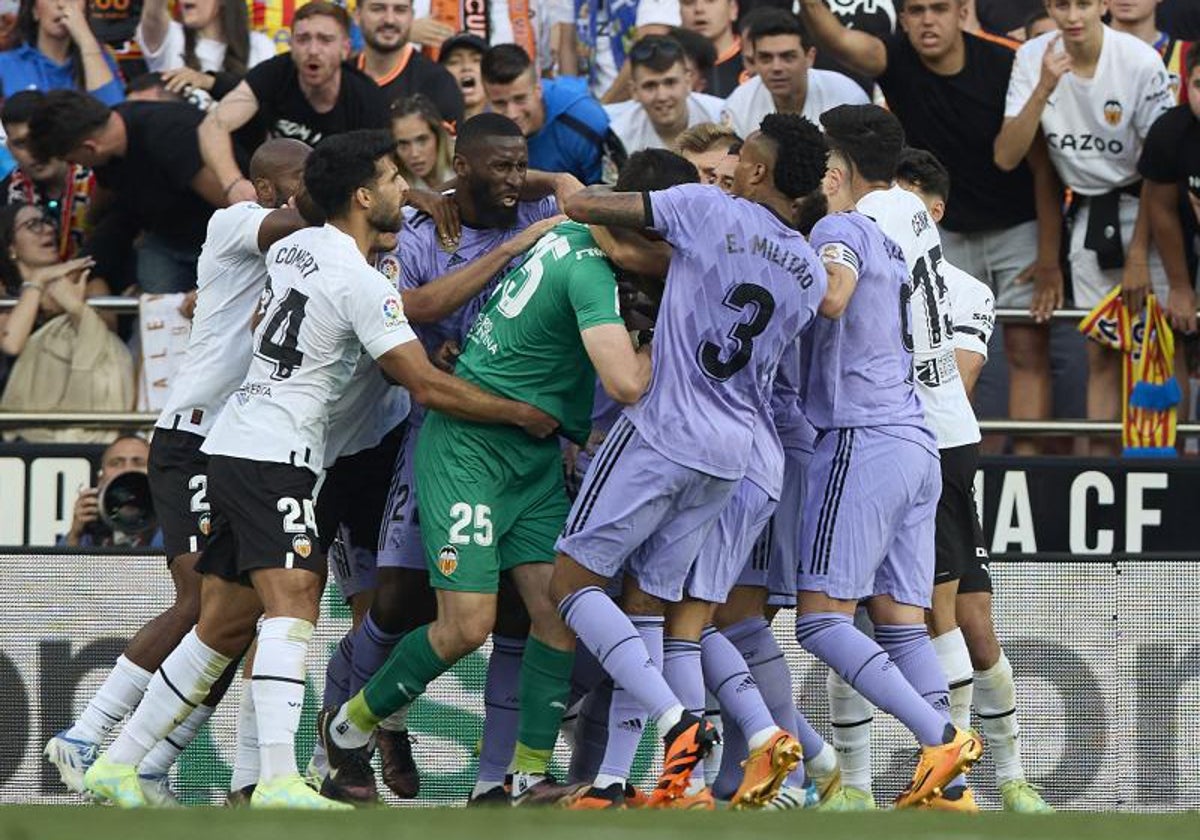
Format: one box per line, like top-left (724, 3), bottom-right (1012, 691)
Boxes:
top-left (815, 242), bottom-right (861, 318)
top-left (563, 186), bottom-right (649, 228)
top-left (377, 340), bottom-right (558, 438)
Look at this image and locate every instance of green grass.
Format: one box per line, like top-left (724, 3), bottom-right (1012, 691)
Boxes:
top-left (1, 807), bottom-right (1196, 840)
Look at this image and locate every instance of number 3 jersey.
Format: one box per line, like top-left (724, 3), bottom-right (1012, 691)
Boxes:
top-left (203, 224), bottom-right (418, 473)
top-left (803, 211), bottom-right (934, 454)
top-left (858, 187), bottom-right (979, 449)
top-left (625, 183), bottom-right (826, 481)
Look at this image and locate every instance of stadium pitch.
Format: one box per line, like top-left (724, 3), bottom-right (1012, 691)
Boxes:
top-left (2, 807), bottom-right (1196, 840)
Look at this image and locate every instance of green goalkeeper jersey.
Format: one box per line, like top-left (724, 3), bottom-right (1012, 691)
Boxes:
top-left (457, 221), bottom-right (624, 445)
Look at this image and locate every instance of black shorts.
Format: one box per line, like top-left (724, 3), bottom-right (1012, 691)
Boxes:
top-left (147, 428), bottom-right (210, 561)
top-left (196, 455), bottom-right (324, 584)
top-left (315, 422), bottom-right (406, 554)
top-left (933, 443), bottom-right (992, 595)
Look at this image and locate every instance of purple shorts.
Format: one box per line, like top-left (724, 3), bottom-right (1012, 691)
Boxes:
top-left (557, 416), bottom-right (738, 603)
top-left (686, 478), bottom-right (775, 603)
top-left (376, 420), bottom-right (426, 572)
top-left (797, 427), bottom-right (940, 609)
top-left (737, 448), bottom-right (809, 608)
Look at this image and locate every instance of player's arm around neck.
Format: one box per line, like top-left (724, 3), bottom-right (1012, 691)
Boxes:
top-left (564, 187), bottom-right (650, 229)
top-left (589, 224), bottom-right (671, 278)
top-left (377, 339), bottom-right (559, 437)
top-left (582, 323), bottom-right (653, 405)
top-left (797, 0), bottom-right (887, 78)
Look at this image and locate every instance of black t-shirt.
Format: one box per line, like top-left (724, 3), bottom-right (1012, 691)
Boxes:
top-left (707, 50), bottom-right (745, 99)
top-left (245, 54), bottom-right (390, 147)
top-left (814, 0), bottom-right (897, 95)
top-left (1139, 104), bottom-right (1200, 249)
top-left (358, 48), bottom-right (465, 126)
top-left (879, 31), bottom-right (1035, 233)
top-left (94, 101), bottom-right (216, 253)
top-left (1159, 0), bottom-right (1200, 40)
top-left (88, 0), bottom-right (143, 46)
top-left (976, 0), bottom-right (1043, 36)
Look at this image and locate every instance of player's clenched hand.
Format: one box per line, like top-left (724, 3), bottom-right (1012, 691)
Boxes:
top-left (502, 215), bottom-right (566, 257)
top-left (433, 339), bottom-right (460, 372)
top-left (515, 404), bottom-right (559, 439)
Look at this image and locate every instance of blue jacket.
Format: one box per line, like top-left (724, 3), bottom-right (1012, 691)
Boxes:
top-left (0, 43), bottom-right (124, 106)
top-left (529, 76), bottom-right (609, 185)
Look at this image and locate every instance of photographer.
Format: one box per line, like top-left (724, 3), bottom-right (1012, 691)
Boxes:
top-left (62, 434), bottom-right (161, 547)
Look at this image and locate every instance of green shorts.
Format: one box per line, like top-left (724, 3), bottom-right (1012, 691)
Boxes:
top-left (414, 411), bottom-right (570, 593)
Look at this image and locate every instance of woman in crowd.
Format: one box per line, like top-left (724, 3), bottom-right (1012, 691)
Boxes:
top-left (136, 0), bottom-right (274, 101)
top-left (0, 0), bottom-right (124, 105)
top-left (391, 95), bottom-right (454, 190)
top-left (0, 202), bottom-right (132, 442)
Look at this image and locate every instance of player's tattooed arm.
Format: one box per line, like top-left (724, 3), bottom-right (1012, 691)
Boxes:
top-left (563, 187), bottom-right (648, 229)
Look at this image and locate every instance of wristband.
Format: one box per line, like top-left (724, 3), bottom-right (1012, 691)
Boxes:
top-left (19, 282), bottom-right (42, 295)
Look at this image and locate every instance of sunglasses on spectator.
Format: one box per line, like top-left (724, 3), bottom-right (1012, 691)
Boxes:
top-left (628, 38), bottom-right (685, 65)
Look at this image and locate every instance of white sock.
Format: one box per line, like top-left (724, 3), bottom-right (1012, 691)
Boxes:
top-left (230, 683), bottom-right (260, 791)
top-left (379, 706), bottom-right (409, 732)
top-left (68, 655), bottom-right (152, 744)
top-left (827, 671), bottom-right (873, 794)
top-left (974, 652), bottom-right (1025, 784)
top-left (931, 628), bottom-right (974, 731)
top-left (471, 779), bottom-right (504, 797)
top-left (804, 741), bottom-right (838, 778)
top-left (137, 703), bottom-right (214, 777)
top-left (253, 617), bottom-right (313, 783)
top-left (702, 690), bottom-right (723, 788)
top-left (654, 704), bottom-right (685, 734)
top-left (330, 704), bottom-right (373, 749)
top-left (747, 726), bottom-right (778, 751)
top-left (593, 772), bottom-right (625, 789)
top-left (108, 632), bottom-right (231, 766)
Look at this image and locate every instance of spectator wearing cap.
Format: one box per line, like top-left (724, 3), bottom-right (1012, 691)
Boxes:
top-left (721, 10), bottom-right (866, 139)
top-left (482, 43), bottom-right (616, 184)
top-left (0, 90), bottom-right (95, 260)
top-left (604, 35), bottom-right (724, 154)
top-left (438, 31), bottom-right (487, 120)
top-left (197, 1), bottom-right (388, 206)
top-left (353, 0), bottom-right (464, 124)
top-left (0, 0), bottom-right (125, 105)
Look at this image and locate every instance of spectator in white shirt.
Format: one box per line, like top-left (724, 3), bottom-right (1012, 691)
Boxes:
top-left (721, 9), bottom-right (868, 139)
top-left (605, 35), bottom-right (725, 154)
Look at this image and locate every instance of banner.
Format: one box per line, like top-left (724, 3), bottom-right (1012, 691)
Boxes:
top-left (0, 443), bottom-right (104, 547)
top-left (0, 553), bottom-right (1196, 810)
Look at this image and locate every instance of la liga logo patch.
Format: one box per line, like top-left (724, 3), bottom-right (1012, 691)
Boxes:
top-left (382, 296), bottom-right (404, 329)
top-left (377, 253), bottom-right (400, 283)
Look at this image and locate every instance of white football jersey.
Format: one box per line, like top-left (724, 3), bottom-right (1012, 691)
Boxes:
top-left (1006, 27), bottom-right (1173, 196)
top-left (944, 262), bottom-right (995, 360)
top-left (858, 187), bottom-right (979, 449)
top-left (155, 202), bottom-right (274, 437)
top-left (720, 69), bottom-right (869, 141)
top-left (203, 224), bottom-right (418, 473)
top-left (323, 352), bottom-right (411, 467)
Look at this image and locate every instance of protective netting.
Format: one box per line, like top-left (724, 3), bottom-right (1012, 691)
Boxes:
top-left (1, 554), bottom-right (1197, 810)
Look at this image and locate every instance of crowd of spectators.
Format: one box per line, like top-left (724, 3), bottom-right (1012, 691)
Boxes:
top-left (0, 0), bottom-right (1197, 453)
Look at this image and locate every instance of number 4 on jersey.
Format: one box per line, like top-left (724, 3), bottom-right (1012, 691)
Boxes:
top-left (256, 288), bottom-right (309, 380)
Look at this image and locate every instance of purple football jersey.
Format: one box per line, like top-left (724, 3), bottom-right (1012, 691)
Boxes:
top-left (380, 197), bottom-right (558, 354)
top-left (802, 212), bottom-right (934, 450)
top-left (624, 184), bottom-right (826, 480)
top-left (772, 337), bottom-right (816, 454)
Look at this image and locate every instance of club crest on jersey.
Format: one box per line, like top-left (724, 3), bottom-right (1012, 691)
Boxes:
top-left (292, 534), bottom-right (313, 558)
top-left (377, 254), bottom-right (400, 283)
top-left (1103, 100), bottom-right (1123, 127)
top-left (198, 512), bottom-right (212, 536)
top-left (381, 296), bottom-right (404, 329)
top-left (437, 545), bottom-right (459, 577)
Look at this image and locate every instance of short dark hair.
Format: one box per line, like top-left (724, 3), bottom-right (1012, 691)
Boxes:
top-left (292, 0), bottom-right (351, 34)
top-left (667, 26), bottom-right (717, 77)
top-left (628, 35), bottom-right (688, 75)
top-left (759, 113), bottom-right (826, 200)
top-left (304, 130), bottom-right (398, 219)
top-left (896, 147), bottom-right (951, 202)
top-left (481, 44), bottom-right (533, 85)
top-left (1, 90), bottom-right (44, 127)
top-left (27, 90), bottom-right (112, 162)
top-left (615, 149), bottom-right (700, 192)
top-left (820, 104), bottom-right (905, 183)
top-left (1187, 41), bottom-right (1200, 79)
top-left (1023, 9), bottom-right (1050, 39)
top-left (455, 112), bottom-right (523, 156)
top-left (745, 9), bottom-right (811, 52)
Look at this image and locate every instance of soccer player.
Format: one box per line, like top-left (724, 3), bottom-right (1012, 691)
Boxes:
top-left (547, 112), bottom-right (829, 807)
top-left (995, 0), bottom-right (1174, 456)
top-left (81, 129), bottom-right (556, 810)
top-left (320, 148), bottom-right (697, 807)
top-left (44, 138), bottom-right (313, 804)
top-left (796, 104), bottom-right (982, 812)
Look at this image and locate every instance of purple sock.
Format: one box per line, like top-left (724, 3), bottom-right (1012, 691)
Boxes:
top-left (349, 613), bottom-right (405, 693)
top-left (478, 635), bottom-right (524, 784)
top-left (700, 627), bottom-right (776, 741)
top-left (796, 612), bottom-right (949, 747)
top-left (559, 588), bottom-right (680, 722)
top-left (597, 616), bottom-right (663, 781)
top-left (662, 638), bottom-right (704, 719)
top-left (568, 680), bottom-right (611, 784)
top-left (714, 711), bottom-right (746, 801)
top-left (324, 632), bottom-right (354, 707)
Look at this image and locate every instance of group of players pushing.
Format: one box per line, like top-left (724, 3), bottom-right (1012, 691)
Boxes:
top-left (43, 102), bottom-right (1052, 814)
